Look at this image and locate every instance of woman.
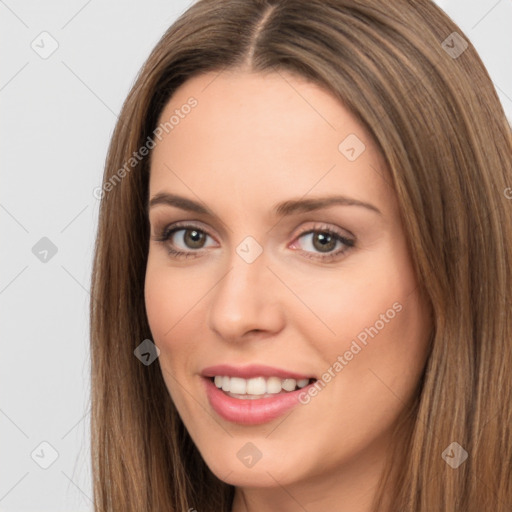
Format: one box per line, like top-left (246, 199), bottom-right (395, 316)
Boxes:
top-left (89, 0), bottom-right (512, 510)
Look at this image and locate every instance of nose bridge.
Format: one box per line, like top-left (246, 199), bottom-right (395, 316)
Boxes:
top-left (208, 236), bottom-right (284, 340)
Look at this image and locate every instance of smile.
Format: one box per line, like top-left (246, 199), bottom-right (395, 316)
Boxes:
top-left (212, 375), bottom-right (313, 398)
top-left (201, 364), bottom-right (318, 424)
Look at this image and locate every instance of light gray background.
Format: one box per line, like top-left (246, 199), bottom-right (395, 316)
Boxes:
top-left (1, 0), bottom-right (511, 510)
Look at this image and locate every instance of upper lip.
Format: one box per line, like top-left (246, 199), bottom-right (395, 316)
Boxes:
top-left (201, 364), bottom-right (315, 380)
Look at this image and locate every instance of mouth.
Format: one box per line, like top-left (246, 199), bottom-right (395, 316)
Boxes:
top-left (208, 375), bottom-right (317, 399)
top-left (201, 372), bottom-right (318, 425)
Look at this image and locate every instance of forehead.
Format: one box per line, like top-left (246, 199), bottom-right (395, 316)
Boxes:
top-left (149, 70), bottom-right (396, 218)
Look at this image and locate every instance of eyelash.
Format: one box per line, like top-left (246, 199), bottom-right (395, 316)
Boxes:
top-left (152, 221), bottom-right (355, 262)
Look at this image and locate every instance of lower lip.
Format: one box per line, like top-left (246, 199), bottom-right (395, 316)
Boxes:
top-left (203, 377), bottom-right (315, 425)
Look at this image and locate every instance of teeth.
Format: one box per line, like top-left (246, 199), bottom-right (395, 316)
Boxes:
top-left (246, 377), bottom-right (266, 395)
top-left (212, 375), bottom-right (312, 395)
top-left (266, 376), bottom-right (282, 394)
top-left (229, 377), bottom-right (247, 394)
top-left (282, 378), bottom-right (297, 392)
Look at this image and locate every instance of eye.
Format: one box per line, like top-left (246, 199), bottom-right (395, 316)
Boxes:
top-left (172, 227), bottom-right (213, 250)
top-left (152, 222), bottom-right (217, 258)
top-left (152, 221), bottom-right (355, 262)
top-left (290, 224), bottom-right (355, 262)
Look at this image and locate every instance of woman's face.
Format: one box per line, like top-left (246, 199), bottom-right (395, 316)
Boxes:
top-left (145, 69), bottom-right (432, 506)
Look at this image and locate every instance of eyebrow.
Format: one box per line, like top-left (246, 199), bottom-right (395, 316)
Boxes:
top-left (148, 192), bottom-right (382, 217)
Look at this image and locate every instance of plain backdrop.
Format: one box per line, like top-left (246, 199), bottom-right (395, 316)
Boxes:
top-left (1, 0), bottom-right (511, 510)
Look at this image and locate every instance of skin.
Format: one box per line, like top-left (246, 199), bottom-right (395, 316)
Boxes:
top-left (144, 69), bottom-right (432, 512)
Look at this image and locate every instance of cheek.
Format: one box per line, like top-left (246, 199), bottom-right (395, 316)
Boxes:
top-left (144, 261), bottom-right (205, 411)
top-left (311, 277), bottom-right (430, 428)
top-left (144, 264), bottom-right (174, 342)
top-left (290, 243), bottom-right (431, 397)
top-left (144, 261), bottom-right (203, 365)
top-left (144, 255), bottom-right (206, 338)
top-left (284, 250), bottom-right (415, 354)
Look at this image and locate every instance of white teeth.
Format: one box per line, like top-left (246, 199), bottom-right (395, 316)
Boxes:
top-left (212, 375), bottom-right (312, 395)
top-left (266, 376), bottom-right (282, 394)
top-left (229, 377), bottom-right (247, 395)
top-left (246, 377), bottom-right (266, 395)
top-left (282, 378), bottom-right (297, 392)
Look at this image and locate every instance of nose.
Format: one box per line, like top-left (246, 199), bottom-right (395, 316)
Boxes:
top-left (207, 247), bottom-right (286, 343)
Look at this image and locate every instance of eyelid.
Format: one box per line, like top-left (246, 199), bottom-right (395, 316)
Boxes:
top-left (291, 222), bottom-right (354, 241)
top-left (288, 222), bottom-right (355, 261)
top-left (155, 220), bottom-right (219, 243)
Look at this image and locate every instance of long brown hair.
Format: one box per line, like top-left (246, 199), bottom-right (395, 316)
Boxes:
top-left (90, 0), bottom-right (512, 510)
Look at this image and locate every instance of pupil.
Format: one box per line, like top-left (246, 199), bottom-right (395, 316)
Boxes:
top-left (313, 232), bottom-right (336, 252)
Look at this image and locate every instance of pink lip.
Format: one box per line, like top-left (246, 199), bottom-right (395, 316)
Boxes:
top-left (200, 364), bottom-right (314, 380)
top-left (202, 377), bottom-right (316, 425)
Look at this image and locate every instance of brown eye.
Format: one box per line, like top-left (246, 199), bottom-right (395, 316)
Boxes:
top-left (181, 229), bottom-right (207, 249)
top-left (311, 232), bottom-right (337, 252)
top-left (297, 230), bottom-right (350, 254)
top-left (291, 227), bottom-right (355, 262)
top-left (153, 223), bottom-right (217, 257)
